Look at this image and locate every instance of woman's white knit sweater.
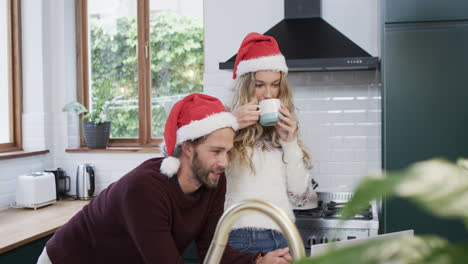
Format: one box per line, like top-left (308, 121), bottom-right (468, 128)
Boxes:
top-left (225, 139), bottom-right (317, 231)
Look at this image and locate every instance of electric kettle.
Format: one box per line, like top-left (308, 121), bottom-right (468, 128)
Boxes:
top-left (76, 164), bottom-right (95, 200)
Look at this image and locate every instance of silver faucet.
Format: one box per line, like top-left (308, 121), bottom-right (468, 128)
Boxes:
top-left (204, 199), bottom-right (305, 264)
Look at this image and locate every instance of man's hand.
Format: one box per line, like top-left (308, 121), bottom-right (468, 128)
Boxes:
top-left (231, 101), bottom-right (260, 129)
top-left (259, 247), bottom-right (292, 264)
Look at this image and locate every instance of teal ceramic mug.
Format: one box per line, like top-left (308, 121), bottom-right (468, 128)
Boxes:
top-left (259, 99), bottom-right (281, 126)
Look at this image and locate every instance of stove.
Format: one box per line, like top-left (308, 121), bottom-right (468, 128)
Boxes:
top-left (294, 192), bottom-right (379, 250)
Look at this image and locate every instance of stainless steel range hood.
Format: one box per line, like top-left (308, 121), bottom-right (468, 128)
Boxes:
top-left (219, 0), bottom-right (379, 72)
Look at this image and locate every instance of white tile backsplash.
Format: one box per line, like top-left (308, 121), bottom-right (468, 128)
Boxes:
top-left (290, 71), bottom-right (381, 192)
top-left (51, 153), bottom-right (159, 197)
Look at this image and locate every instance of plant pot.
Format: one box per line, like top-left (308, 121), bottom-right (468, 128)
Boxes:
top-left (82, 121), bottom-right (111, 149)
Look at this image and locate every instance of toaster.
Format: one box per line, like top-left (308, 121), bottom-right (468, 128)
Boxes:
top-left (15, 172), bottom-right (57, 209)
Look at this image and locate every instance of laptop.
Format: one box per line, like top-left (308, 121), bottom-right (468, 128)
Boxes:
top-left (310, 230), bottom-right (414, 257)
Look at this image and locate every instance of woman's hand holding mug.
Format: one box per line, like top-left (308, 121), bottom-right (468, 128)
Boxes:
top-left (275, 105), bottom-right (297, 142)
top-left (232, 100), bottom-right (260, 129)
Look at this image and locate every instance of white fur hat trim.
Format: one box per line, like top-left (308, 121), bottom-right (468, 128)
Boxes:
top-left (176, 112), bottom-right (238, 144)
top-left (235, 54), bottom-right (288, 79)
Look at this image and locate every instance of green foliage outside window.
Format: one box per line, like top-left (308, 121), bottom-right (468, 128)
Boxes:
top-left (89, 11), bottom-right (203, 138)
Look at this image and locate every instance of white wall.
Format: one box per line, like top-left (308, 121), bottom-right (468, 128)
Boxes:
top-left (322, 0), bottom-right (381, 57)
top-left (289, 71), bottom-right (381, 190)
top-left (0, 2), bottom-right (8, 143)
top-left (21, 0), bottom-right (50, 151)
top-left (204, 0), bottom-right (284, 74)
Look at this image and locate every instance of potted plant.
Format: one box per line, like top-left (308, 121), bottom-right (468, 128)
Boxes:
top-left (63, 99), bottom-right (114, 149)
top-left (296, 157), bottom-right (468, 264)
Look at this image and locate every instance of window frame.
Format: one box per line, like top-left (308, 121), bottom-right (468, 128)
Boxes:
top-left (0, 0), bottom-right (23, 153)
top-left (75, 0), bottom-right (161, 148)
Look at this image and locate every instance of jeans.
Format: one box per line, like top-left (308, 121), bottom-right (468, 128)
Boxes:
top-left (228, 228), bottom-right (288, 254)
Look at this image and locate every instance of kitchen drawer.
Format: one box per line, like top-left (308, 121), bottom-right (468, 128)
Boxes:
top-left (0, 234), bottom-right (52, 264)
top-left (385, 0), bottom-right (468, 23)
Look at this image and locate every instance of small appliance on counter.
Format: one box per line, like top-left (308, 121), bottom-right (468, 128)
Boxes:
top-left (44, 167), bottom-right (71, 199)
top-left (14, 172), bottom-right (57, 209)
top-left (76, 164), bottom-right (95, 200)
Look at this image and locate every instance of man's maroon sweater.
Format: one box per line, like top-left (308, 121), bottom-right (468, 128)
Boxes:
top-left (46, 158), bottom-right (258, 263)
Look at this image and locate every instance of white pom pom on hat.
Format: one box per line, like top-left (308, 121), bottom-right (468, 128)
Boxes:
top-left (160, 156), bottom-right (180, 177)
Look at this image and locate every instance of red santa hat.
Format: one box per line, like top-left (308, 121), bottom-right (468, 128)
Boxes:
top-left (232, 32), bottom-right (288, 79)
top-left (161, 93), bottom-right (238, 177)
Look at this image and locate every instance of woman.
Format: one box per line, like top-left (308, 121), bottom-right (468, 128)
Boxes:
top-left (225, 32), bottom-right (318, 254)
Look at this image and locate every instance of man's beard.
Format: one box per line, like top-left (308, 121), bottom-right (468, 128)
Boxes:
top-left (192, 151), bottom-right (223, 188)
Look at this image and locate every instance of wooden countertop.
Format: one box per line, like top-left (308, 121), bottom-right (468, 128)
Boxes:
top-left (0, 200), bottom-right (89, 254)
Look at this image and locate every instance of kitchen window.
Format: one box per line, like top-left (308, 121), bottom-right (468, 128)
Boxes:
top-left (0, 0), bottom-right (22, 153)
top-left (75, 0), bottom-right (204, 147)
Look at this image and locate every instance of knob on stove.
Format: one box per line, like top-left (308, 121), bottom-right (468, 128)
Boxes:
top-left (307, 236), bottom-right (317, 246)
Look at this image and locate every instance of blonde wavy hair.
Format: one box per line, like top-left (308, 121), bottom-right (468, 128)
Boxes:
top-left (230, 72), bottom-right (312, 173)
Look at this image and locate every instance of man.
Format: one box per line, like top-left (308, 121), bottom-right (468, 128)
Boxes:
top-left (38, 93), bottom-right (292, 264)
